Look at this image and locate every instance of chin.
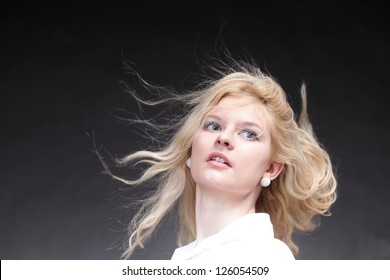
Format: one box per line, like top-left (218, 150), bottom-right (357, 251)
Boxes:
top-left (203, 170), bottom-right (231, 184)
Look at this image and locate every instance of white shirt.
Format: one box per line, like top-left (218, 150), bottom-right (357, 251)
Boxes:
top-left (171, 213), bottom-right (295, 261)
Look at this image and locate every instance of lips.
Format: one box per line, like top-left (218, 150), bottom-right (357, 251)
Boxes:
top-left (207, 152), bottom-right (232, 167)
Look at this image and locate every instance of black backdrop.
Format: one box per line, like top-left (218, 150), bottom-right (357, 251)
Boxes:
top-left (1, 3), bottom-right (389, 260)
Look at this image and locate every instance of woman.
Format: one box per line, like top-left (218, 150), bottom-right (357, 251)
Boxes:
top-left (103, 56), bottom-right (337, 260)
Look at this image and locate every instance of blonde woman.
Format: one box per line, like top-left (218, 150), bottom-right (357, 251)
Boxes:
top-left (103, 56), bottom-right (337, 260)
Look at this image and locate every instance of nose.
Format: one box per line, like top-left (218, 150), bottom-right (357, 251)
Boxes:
top-left (215, 133), bottom-right (234, 150)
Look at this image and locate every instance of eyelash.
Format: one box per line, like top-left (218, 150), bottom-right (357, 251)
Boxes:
top-left (205, 121), bottom-right (221, 132)
top-left (241, 129), bottom-right (259, 141)
top-left (203, 121), bottom-right (259, 141)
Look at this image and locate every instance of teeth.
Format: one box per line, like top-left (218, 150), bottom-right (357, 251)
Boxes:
top-left (212, 157), bottom-right (226, 163)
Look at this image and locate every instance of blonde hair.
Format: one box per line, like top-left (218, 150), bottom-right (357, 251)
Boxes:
top-left (102, 57), bottom-right (337, 259)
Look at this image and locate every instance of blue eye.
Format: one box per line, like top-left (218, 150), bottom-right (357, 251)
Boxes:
top-left (240, 129), bottom-right (258, 141)
top-left (205, 122), bottom-right (221, 131)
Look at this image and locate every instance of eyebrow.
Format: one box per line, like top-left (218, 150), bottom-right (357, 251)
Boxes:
top-left (204, 115), bottom-right (264, 131)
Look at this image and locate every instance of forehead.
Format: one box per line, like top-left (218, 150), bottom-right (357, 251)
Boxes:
top-left (205, 95), bottom-right (271, 125)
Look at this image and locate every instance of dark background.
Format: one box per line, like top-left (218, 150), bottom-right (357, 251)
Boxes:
top-left (1, 2), bottom-right (389, 260)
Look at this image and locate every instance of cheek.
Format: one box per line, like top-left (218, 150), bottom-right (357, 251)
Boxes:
top-left (191, 132), bottom-right (210, 156)
top-left (189, 134), bottom-right (211, 183)
top-left (237, 146), bottom-right (271, 173)
top-left (191, 138), bottom-right (200, 158)
top-left (189, 136), bottom-right (204, 171)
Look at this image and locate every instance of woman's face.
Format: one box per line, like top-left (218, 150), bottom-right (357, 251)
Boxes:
top-left (190, 94), bottom-right (280, 197)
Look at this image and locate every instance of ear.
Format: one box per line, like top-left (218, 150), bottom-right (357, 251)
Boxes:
top-left (264, 161), bottom-right (284, 180)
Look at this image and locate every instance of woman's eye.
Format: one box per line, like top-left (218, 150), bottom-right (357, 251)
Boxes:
top-left (240, 129), bottom-right (258, 141)
top-left (205, 122), bottom-right (221, 131)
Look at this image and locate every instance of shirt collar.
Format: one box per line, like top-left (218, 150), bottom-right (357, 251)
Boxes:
top-left (172, 213), bottom-right (274, 260)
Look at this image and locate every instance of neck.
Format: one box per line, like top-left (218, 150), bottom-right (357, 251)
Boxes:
top-left (195, 185), bottom-right (259, 244)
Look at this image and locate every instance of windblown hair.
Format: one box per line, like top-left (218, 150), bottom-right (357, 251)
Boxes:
top-left (103, 56), bottom-right (337, 259)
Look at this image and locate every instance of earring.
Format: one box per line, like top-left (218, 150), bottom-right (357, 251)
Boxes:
top-left (260, 177), bottom-right (271, 187)
top-left (186, 158), bottom-right (191, 168)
